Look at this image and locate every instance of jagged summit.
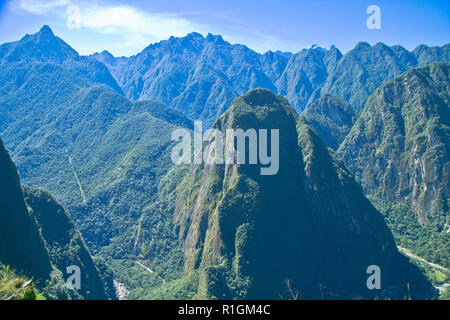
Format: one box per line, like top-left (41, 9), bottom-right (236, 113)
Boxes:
top-left (92, 50), bottom-right (118, 67)
top-left (87, 26), bottom-right (448, 124)
top-left (101, 49), bottom-right (114, 56)
top-left (1, 25), bottom-right (78, 64)
top-left (19, 25), bottom-right (55, 41)
top-left (274, 50), bottom-right (293, 58)
top-left (186, 31), bottom-right (204, 39)
top-left (310, 44), bottom-right (326, 51)
top-left (205, 33), bottom-right (225, 44)
top-left (39, 25), bottom-right (54, 36)
top-left (0, 138), bottom-right (52, 280)
top-left (1, 26), bottom-right (448, 300)
top-left (355, 41), bottom-right (371, 49)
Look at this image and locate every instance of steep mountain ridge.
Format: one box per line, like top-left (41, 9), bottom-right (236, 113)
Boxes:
top-left (23, 187), bottom-right (113, 299)
top-left (0, 138), bottom-right (112, 299)
top-left (275, 46), bottom-right (342, 110)
top-left (303, 94), bottom-right (356, 149)
top-left (338, 62), bottom-right (449, 222)
top-left (0, 138), bottom-right (52, 281)
top-left (7, 86), bottom-right (189, 251)
top-left (172, 88), bottom-right (434, 299)
top-left (0, 26), bottom-right (124, 147)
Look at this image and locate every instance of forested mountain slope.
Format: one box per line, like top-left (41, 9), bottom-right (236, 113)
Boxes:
top-left (93, 32), bottom-right (449, 127)
top-left (0, 138), bottom-right (112, 299)
top-left (303, 94), bottom-right (356, 149)
top-left (338, 62), bottom-right (449, 222)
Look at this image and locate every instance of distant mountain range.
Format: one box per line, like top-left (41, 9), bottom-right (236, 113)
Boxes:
top-left (92, 31), bottom-right (449, 128)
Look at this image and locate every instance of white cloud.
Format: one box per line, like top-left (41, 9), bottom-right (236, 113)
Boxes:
top-left (19, 0), bottom-right (71, 15)
top-left (80, 3), bottom-right (205, 45)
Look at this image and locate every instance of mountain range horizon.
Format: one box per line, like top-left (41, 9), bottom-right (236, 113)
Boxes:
top-left (24, 25), bottom-right (448, 62)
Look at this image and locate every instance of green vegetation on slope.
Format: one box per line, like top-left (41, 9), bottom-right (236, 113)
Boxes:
top-left (372, 198), bottom-right (449, 269)
top-left (23, 187), bottom-right (114, 299)
top-left (1, 26), bottom-right (448, 300)
top-left (0, 138), bottom-right (52, 281)
top-left (173, 88), bottom-right (434, 300)
top-left (303, 93), bottom-right (356, 149)
top-left (337, 63), bottom-right (449, 291)
top-left (0, 264), bottom-right (43, 300)
top-left (339, 62), bottom-right (449, 222)
top-left (0, 27), bottom-right (197, 298)
top-left (0, 138), bottom-right (111, 299)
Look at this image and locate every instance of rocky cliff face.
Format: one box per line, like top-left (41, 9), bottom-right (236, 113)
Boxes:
top-left (338, 62), bottom-right (449, 222)
top-left (303, 94), bottom-right (356, 149)
top-left (173, 89), bottom-right (433, 299)
top-left (0, 138), bottom-right (52, 281)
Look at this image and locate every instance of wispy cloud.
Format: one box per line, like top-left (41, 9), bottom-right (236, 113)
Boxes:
top-left (14, 0), bottom-right (299, 55)
top-left (82, 4), bottom-right (205, 42)
top-left (18, 0), bottom-right (71, 15)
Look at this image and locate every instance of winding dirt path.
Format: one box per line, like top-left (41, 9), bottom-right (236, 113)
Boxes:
top-left (135, 261), bottom-right (166, 284)
top-left (397, 246), bottom-right (449, 273)
top-left (398, 246), bottom-right (449, 294)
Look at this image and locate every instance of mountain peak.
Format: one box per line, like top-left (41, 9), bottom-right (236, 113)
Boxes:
top-left (338, 62), bottom-right (450, 219)
top-left (206, 33), bottom-right (225, 44)
top-left (101, 49), bottom-right (113, 56)
top-left (99, 49), bottom-right (116, 60)
top-left (373, 42), bottom-right (391, 50)
top-left (186, 32), bottom-right (204, 40)
top-left (310, 44), bottom-right (326, 52)
top-left (39, 25), bottom-right (54, 36)
top-left (304, 94), bottom-right (356, 149)
top-left (355, 41), bottom-right (371, 49)
top-left (2, 25), bottom-right (79, 64)
top-left (91, 50), bottom-right (117, 67)
top-left (239, 88), bottom-right (286, 107)
top-left (174, 88), bottom-right (433, 299)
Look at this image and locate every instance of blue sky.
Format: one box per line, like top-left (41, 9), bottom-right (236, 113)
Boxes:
top-left (0, 0), bottom-right (449, 56)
